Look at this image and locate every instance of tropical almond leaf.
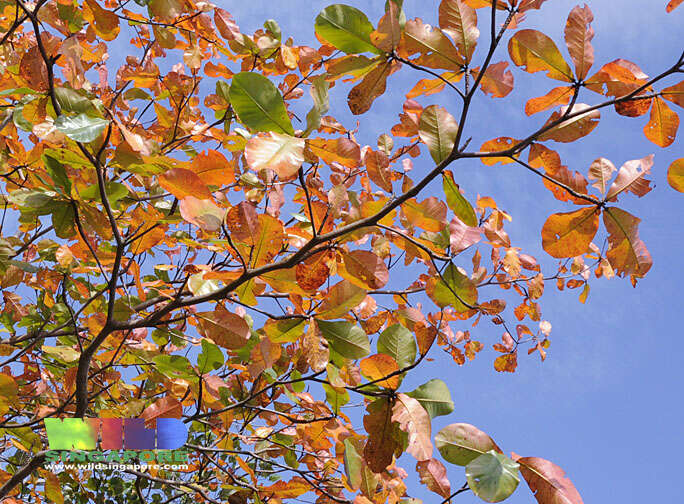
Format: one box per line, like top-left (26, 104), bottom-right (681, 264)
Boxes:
top-left (643, 96), bottom-right (679, 147)
top-left (365, 149), bottom-right (392, 192)
top-left (316, 319), bottom-right (370, 359)
top-left (403, 197), bottom-right (448, 232)
top-left (587, 157), bottom-right (617, 195)
top-left (466, 451), bottom-right (520, 503)
top-left (307, 137), bottom-right (361, 169)
top-left (360, 353), bottom-right (400, 389)
top-left (508, 29), bottom-right (573, 82)
top-left (435, 423), bottom-right (501, 466)
top-left (402, 17), bottom-right (464, 69)
top-left (443, 171), bottom-right (477, 226)
top-left (418, 105), bottom-right (458, 164)
top-left (538, 104), bottom-right (600, 143)
top-left (196, 306), bottom-right (250, 350)
top-left (417, 458), bottom-right (451, 498)
top-left (525, 86), bottom-right (574, 116)
top-left (603, 207), bottom-right (652, 281)
top-left (407, 378), bottom-right (454, 418)
top-left (363, 398), bottom-right (400, 473)
top-left (229, 72), bottom-right (294, 135)
top-left (449, 216), bottom-right (482, 254)
top-left (439, 0), bottom-right (479, 63)
top-left (371, 0), bottom-right (402, 52)
top-left (667, 158), bottom-right (684, 192)
top-left (661, 80), bottom-right (684, 108)
top-left (179, 197), bottom-right (224, 232)
top-left (55, 113), bottom-right (109, 143)
top-left (244, 132), bottom-right (304, 180)
top-left (480, 137), bottom-right (518, 165)
top-left (341, 249), bottom-right (390, 290)
top-left (606, 155), bottom-right (653, 201)
top-left (159, 168), bottom-right (213, 200)
top-left (667, 0), bottom-right (684, 12)
top-left (348, 60), bottom-right (396, 115)
top-left (426, 262), bottom-right (478, 311)
top-left (541, 207), bottom-right (599, 258)
top-left (316, 280), bottom-right (367, 320)
top-left (471, 61), bottom-right (514, 98)
top-left (392, 393), bottom-right (433, 461)
top-left (315, 4), bottom-right (381, 55)
top-left (512, 454), bottom-right (584, 504)
top-left (377, 323), bottom-right (417, 370)
top-left (564, 4), bottom-right (594, 80)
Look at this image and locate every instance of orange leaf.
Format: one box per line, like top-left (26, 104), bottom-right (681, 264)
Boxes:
top-left (480, 137), bottom-right (518, 165)
top-left (360, 354), bottom-right (400, 389)
top-left (371, 1), bottom-right (401, 52)
top-left (564, 4), bottom-right (594, 80)
top-left (307, 138), bottom-right (361, 169)
top-left (508, 29), bottom-right (573, 82)
top-left (401, 18), bottom-right (464, 69)
top-left (348, 61), bottom-right (397, 115)
top-left (179, 197), bottom-right (224, 232)
top-left (317, 280), bottom-right (367, 320)
top-left (538, 104), bottom-right (600, 143)
top-left (416, 458), bottom-right (451, 498)
top-left (667, 158), bottom-right (684, 193)
top-left (541, 207), bottom-right (599, 258)
top-left (643, 96), bottom-right (679, 147)
top-left (662, 80), bottom-right (684, 108)
top-left (363, 398), bottom-right (400, 473)
top-left (295, 250), bottom-right (332, 291)
top-left (340, 250), bottom-right (390, 290)
top-left (472, 61), bottom-right (514, 98)
top-left (196, 306), bottom-right (250, 350)
top-left (190, 150), bottom-right (236, 186)
top-left (141, 396), bottom-right (182, 424)
top-left (84, 0), bottom-right (120, 41)
top-left (406, 72), bottom-right (463, 99)
top-left (494, 352), bottom-right (518, 372)
top-left (606, 155), bottom-right (653, 201)
top-left (603, 207), bottom-right (652, 281)
top-left (403, 197), bottom-right (448, 232)
top-left (365, 149), bottom-right (392, 192)
top-left (439, 0), bottom-right (479, 63)
top-left (525, 86), bottom-right (573, 115)
top-left (159, 168), bottom-right (212, 200)
top-left (667, 0), bottom-right (684, 12)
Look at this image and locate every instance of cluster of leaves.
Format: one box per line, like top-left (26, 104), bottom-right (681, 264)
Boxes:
top-left (0, 0), bottom-right (681, 503)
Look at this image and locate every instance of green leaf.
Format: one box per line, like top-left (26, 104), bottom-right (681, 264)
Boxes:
top-left (55, 113), bottom-right (109, 143)
top-left (51, 202), bottom-right (76, 239)
top-left (377, 323), bottom-right (416, 369)
top-left (315, 4), bottom-right (382, 55)
top-left (304, 75), bottom-right (330, 137)
top-left (323, 382), bottom-right (349, 414)
top-left (44, 154), bottom-right (72, 194)
top-left (55, 87), bottom-right (98, 116)
top-left (466, 451), bottom-right (520, 503)
top-left (229, 72), bottom-right (294, 135)
top-left (316, 319), bottom-right (370, 359)
top-left (343, 438), bottom-right (363, 490)
top-left (443, 171), bottom-right (477, 226)
top-left (197, 339), bottom-right (224, 374)
top-left (418, 105), bottom-right (458, 164)
top-left (263, 318), bottom-right (306, 343)
top-left (43, 345), bottom-right (81, 364)
top-left (427, 263), bottom-right (478, 312)
top-left (435, 423), bottom-right (500, 466)
top-left (407, 379), bottom-right (454, 418)
top-left (153, 355), bottom-right (196, 380)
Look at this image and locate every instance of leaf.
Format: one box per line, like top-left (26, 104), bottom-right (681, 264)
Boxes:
top-left (363, 398), bottom-right (399, 473)
top-left (472, 62), bottom-right (514, 98)
top-left (44, 471), bottom-right (64, 504)
top-left (365, 149), bottom-right (392, 192)
top-left (315, 4), bottom-right (381, 55)
top-left (439, 0), bottom-right (479, 63)
top-left (417, 458), bottom-right (451, 498)
top-left (512, 455), bottom-right (584, 504)
top-left (606, 155), bottom-right (653, 201)
top-left (149, 0), bottom-right (183, 22)
top-left (159, 168), bottom-right (212, 200)
top-left (371, 0), bottom-right (402, 52)
top-left (317, 280), bottom-right (367, 320)
top-left (179, 197), bottom-right (224, 232)
top-left (402, 18), bottom-right (464, 69)
top-left (407, 379), bottom-right (454, 418)
top-left (196, 306), bottom-right (250, 350)
top-left (538, 104), bottom-right (600, 143)
top-left (662, 80), bottom-right (684, 108)
top-left (426, 263), bottom-right (478, 311)
top-left (449, 217), bottom-right (482, 254)
top-left (466, 451), bottom-right (520, 503)
top-left (85, 0), bottom-right (120, 41)
top-left (667, 158), bottom-right (684, 192)
top-left (403, 197), bottom-right (447, 232)
top-left (494, 352), bottom-right (518, 372)
top-left (525, 86), bottom-right (574, 116)
top-left (250, 214), bottom-right (285, 267)
top-left (643, 96), bottom-right (679, 147)
top-left (244, 132), bottom-right (304, 180)
top-left (263, 318), bottom-right (306, 343)
top-left (667, 0), bottom-right (684, 12)
top-left (480, 137), bottom-right (518, 165)
top-left (508, 29), bottom-right (573, 82)
top-left (443, 171), bottom-right (477, 226)
top-left (378, 323), bottom-right (417, 369)
top-left (303, 322), bottom-right (329, 372)
top-left (436, 423), bottom-right (501, 466)
top-left (341, 249), bottom-right (390, 289)
top-left (141, 396), bottom-right (182, 422)
top-left (348, 60), bottom-right (395, 115)
top-left (587, 157), bottom-right (617, 194)
top-left (392, 393), bottom-right (433, 461)
top-left (603, 207), bottom-right (652, 281)
top-left (343, 439), bottom-right (364, 490)
top-left (304, 75), bottom-right (330, 136)
top-left (197, 339), bottom-right (224, 373)
top-left (564, 5), bottom-right (594, 80)
top-left (307, 138), bottom-right (361, 168)
top-left (418, 105), bottom-right (458, 164)
top-left (229, 72), bottom-right (294, 135)
top-left (55, 113), bottom-right (109, 143)
top-left (541, 207), bottom-right (599, 258)
top-left (360, 353), bottom-right (400, 389)
top-left (295, 251), bottom-right (331, 291)
top-left (316, 319), bottom-right (370, 359)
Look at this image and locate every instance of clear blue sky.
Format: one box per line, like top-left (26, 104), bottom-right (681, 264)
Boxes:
top-left (217, 1), bottom-right (683, 502)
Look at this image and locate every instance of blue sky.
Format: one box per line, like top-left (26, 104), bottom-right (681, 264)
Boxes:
top-left (218, 1), bottom-right (684, 502)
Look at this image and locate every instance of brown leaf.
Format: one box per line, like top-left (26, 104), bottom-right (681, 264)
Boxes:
top-left (360, 354), bottom-right (400, 389)
top-left (159, 168), bottom-right (213, 200)
top-left (564, 4), bottom-right (594, 80)
top-left (439, 0), bottom-right (479, 63)
top-left (603, 207), bottom-right (652, 281)
top-left (606, 155), bottom-right (653, 201)
top-left (401, 18), bottom-right (464, 69)
top-left (365, 149), bottom-right (392, 192)
top-left (494, 352), bottom-right (518, 372)
top-left (303, 322), bottom-right (329, 372)
top-left (512, 455), bottom-right (584, 504)
top-left (472, 61), bottom-right (515, 98)
top-left (348, 61), bottom-right (395, 115)
top-left (295, 250), bottom-right (331, 291)
top-left (141, 396), bottom-right (182, 424)
top-left (416, 458), bottom-right (451, 498)
top-left (541, 207), bottom-right (599, 258)
top-left (525, 86), bottom-right (573, 115)
top-left (371, 1), bottom-right (402, 52)
top-left (363, 398), bottom-right (400, 473)
top-left (317, 280), bottom-right (367, 320)
top-left (85, 0), bottom-right (120, 41)
top-left (341, 250), bottom-right (390, 290)
top-left (225, 202), bottom-right (259, 244)
top-left (587, 157), bottom-right (617, 194)
top-left (392, 393), bottom-right (433, 461)
top-left (196, 306), bottom-right (250, 350)
top-left (643, 96), bottom-right (679, 147)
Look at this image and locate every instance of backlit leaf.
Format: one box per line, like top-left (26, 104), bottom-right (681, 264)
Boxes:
top-left (512, 455), bottom-right (584, 504)
top-left (392, 393), bottom-right (433, 461)
top-left (508, 29), bottom-right (573, 82)
top-left (159, 168), bottom-right (213, 200)
top-left (426, 262), bottom-right (478, 311)
top-left (196, 306), bottom-right (250, 350)
top-left (466, 451), bottom-right (520, 503)
top-left (435, 423), bottom-right (501, 466)
top-left (402, 18), bottom-right (464, 70)
top-left (587, 157), bottom-right (617, 194)
top-left (643, 96), bottom-right (679, 147)
top-left (316, 280), bottom-right (366, 320)
top-left (603, 207), bottom-right (652, 280)
top-left (244, 132), bottom-right (304, 180)
top-left (443, 171), bottom-right (477, 226)
top-left (341, 249), bottom-right (390, 290)
top-left (316, 319), bottom-right (370, 359)
top-left (667, 158), bottom-right (684, 192)
top-left (538, 104), bottom-right (600, 143)
top-left (417, 458), bottom-right (451, 498)
top-left (439, 0), bottom-right (479, 63)
top-left (315, 4), bottom-right (381, 55)
top-left (525, 86), bottom-right (573, 116)
top-left (378, 323), bottom-right (417, 370)
top-left (55, 113), bottom-right (109, 143)
top-left (564, 4), bottom-right (594, 80)
top-left (541, 207), bottom-right (599, 258)
top-left (407, 379), bottom-right (454, 418)
top-left (229, 72), bottom-right (294, 135)
top-left (418, 105), bottom-right (458, 164)
top-left (606, 155), bottom-right (653, 201)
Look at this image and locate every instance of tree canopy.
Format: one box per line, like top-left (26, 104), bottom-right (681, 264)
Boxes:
top-left (0, 0), bottom-right (682, 503)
